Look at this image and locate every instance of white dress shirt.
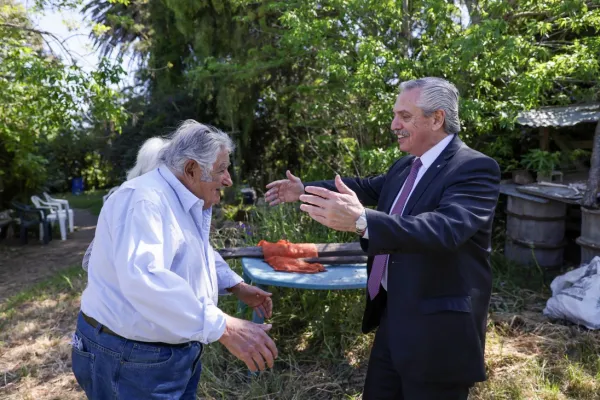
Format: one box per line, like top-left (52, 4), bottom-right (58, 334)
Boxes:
top-left (82, 237), bottom-right (241, 296)
top-left (364, 134), bottom-right (454, 290)
top-left (80, 166), bottom-right (242, 344)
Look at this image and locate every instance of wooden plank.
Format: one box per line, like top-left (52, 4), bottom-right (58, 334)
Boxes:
top-left (218, 246), bottom-right (264, 258)
top-left (217, 242), bottom-right (364, 259)
top-left (517, 186), bottom-right (581, 205)
top-left (301, 255), bottom-right (368, 264)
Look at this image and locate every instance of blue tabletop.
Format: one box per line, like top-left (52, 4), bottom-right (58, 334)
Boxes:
top-left (241, 257), bottom-right (367, 290)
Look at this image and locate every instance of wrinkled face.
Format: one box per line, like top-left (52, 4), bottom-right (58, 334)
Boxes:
top-left (182, 148), bottom-right (232, 210)
top-left (391, 88), bottom-right (446, 157)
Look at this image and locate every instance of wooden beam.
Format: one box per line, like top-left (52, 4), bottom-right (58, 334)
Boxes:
top-left (582, 121), bottom-right (600, 208)
top-left (540, 127), bottom-right (550, 150)
top-left (217, 242), bottom-right (364, 259)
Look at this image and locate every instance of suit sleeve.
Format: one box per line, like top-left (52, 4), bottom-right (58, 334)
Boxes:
top-left (361, 157), bottom-right (500, 254)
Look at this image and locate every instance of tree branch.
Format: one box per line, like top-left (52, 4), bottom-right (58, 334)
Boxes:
top-left (0, 23), bottom-right (76, 63)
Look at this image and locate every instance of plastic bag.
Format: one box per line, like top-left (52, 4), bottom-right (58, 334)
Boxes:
top-left (543, 256), bottom-right (600, 329)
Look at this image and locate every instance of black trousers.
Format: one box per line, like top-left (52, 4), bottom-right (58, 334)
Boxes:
top-left (363, 307), bottom-right (472, 400)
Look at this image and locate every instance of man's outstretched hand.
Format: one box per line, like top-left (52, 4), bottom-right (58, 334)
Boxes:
top-left (265, 170), bottom-right (304, 206)
top-left (299, 175), bottom-right (364, 232)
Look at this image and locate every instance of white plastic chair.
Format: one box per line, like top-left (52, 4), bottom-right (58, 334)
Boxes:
top-left (43, 192), bottom-right (74, 233)
top-left (103, 186), bottom-right (120, 203)
top-left (30, 196), bottom-right (67, 240)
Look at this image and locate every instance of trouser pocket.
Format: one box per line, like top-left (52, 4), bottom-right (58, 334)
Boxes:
top-left (71, 331), bottom-right (95, 398)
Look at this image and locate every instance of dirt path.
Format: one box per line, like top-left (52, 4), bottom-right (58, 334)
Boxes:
top-left (0, 209), bottom-right (97, 305)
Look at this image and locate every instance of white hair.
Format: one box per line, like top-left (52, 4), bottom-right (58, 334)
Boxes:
top-left (159, 120), bottom-right (235, 181)
top-left (126, 137), bottom-right (169, 181)
top-left (399, 77), bottom-right (461, 134)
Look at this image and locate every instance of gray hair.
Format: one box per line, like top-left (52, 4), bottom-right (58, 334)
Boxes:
top-left (159, 120), bottom-right (235, 181)
top-left (399, 77), bottom-right (461, 134)
top-left (126, 137), bottom-right (169, 181)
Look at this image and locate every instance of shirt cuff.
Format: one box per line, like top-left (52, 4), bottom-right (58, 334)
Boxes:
top-left (218, 272), bottom-right (244, 296)
top-left (192, 300), bottom-right (227, 344)
top-left (363, 228), bottom-right (369, 239)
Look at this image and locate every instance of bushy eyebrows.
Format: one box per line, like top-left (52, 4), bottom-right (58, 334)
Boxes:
top-left (394, 109), bottom-right (413, 116)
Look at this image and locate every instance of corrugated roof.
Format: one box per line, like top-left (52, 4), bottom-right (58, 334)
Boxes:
top-left (517, 103), bottom-right (600, 127)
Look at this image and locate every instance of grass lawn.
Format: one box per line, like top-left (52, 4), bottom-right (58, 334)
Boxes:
top-left (57, 190), bottom-right (108, 216)
top-left (1, 253), bottom-right (599, 399)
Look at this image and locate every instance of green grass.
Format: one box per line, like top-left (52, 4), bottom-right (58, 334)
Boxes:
top-left (57, 190), bottom-right (107, 216)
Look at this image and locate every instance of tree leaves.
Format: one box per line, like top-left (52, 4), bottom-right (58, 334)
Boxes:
top-left (0, 0), bottom-right (125, 203)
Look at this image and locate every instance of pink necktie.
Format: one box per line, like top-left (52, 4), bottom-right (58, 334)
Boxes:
top-left (367, 158), bottom-right (423, 300)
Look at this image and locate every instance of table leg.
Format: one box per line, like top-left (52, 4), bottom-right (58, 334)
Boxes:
top-left (237, 271), bottom-right (251, 316)
top-left (251, 283), bottom-right (269, 324)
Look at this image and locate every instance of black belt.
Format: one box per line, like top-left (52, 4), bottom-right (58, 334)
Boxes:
top-left (81, 312), bottom-right (194, 348)
top-left (82, 312), bottom-right (124, 338)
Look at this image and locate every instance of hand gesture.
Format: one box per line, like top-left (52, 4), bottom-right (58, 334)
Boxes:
top-left (265, 170), bottom-right (304, 206)
top-left (218, 316), bottom-right (278, 372)
top-left (299, 175), bottom-right (364, 232)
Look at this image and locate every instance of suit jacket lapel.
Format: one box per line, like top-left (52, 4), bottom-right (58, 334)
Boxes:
top-left (403, 135), bottom-right (463, 215)
top-left (382, 157), bottom-right (413, 212)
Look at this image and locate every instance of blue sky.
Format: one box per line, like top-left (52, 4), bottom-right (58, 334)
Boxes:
top-left (19, 0), bottom-right (136, 85)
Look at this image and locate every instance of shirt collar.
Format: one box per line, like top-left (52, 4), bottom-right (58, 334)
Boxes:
top-left (158, 165), bottom-right (204, 213)
top-left (415, 134), bottom-right (454, 169)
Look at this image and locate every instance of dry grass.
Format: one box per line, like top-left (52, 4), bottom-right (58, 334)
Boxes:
top-left (0, 269), bottom-right (85, 400)
top-left (1, 260), bottom-right (600, 399)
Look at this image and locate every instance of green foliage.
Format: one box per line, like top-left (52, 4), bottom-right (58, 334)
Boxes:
top-left (0, 0), bottom-right (126, 205)
top-left (84, 0), bottom-right (600, 191)
top-left (359, 146), bottom-right (403, 177)
top-left (521, 149), bottom-right (562, 175)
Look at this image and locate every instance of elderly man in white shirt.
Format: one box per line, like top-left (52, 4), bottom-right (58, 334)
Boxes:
top-left (71, 120), bottom-right (278, 400)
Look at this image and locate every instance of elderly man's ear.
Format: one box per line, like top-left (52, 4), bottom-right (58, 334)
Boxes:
top-left (183, 160), bottom-right (203, 181)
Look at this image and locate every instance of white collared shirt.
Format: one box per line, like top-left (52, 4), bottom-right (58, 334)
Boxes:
top-left (364, 134), bottom-right (454, 290)
top-left (80, 166), bottom-right (242, 344)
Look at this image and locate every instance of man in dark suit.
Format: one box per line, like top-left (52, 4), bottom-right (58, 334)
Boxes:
top-left (265, 77), bottom-right (501, 399)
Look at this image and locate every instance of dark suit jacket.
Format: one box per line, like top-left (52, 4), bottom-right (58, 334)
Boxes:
top-left (305, 135), bottom-right (501, 384)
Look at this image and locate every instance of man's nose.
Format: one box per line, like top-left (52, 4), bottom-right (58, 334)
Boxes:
top-left (391, 115), bottom-right (402, 131)
top-left (222, 170), bottom-right (233, 187)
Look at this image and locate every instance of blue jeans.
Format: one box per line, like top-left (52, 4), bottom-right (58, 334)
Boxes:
top-left (71, 312), bottom-right (203, 399)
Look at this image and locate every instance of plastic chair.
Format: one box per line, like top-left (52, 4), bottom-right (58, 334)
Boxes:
top-left (103, 186), bottom-right (120, 203)
top-left (43, 192), bottom-right (74, 233)
top-left (30, 196), bottom-right (67, 240)
top-left (11, 201), bottom-right (52, 244)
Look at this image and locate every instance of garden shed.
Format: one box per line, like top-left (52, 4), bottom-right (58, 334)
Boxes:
top-left (500, 103), bottom-right (600, 268)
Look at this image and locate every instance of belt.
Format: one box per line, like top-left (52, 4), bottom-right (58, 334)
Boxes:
top-left (81, 312), bottom-right (195, 348)
top-left (82, 312), bottom-right (124, 339)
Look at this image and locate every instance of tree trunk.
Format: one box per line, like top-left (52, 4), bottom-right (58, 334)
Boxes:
top-left (463, 0), bottom-right (481, 25)
top-left (582, 120), bottom-right (600, 209)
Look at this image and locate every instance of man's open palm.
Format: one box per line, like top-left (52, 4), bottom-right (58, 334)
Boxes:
top-left (265, 170), bottom-right (304, 206)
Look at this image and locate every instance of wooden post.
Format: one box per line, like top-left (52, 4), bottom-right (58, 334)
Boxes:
top-left (582, 120), bottom-right (600, 209)
top-left (539, 127), bottom-right (550, 151)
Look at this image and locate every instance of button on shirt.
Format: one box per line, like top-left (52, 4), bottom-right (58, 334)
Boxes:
top-left (364, 134), bottom-right (454, 290)
top-left (80, 166), bottom-right (242, 344)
